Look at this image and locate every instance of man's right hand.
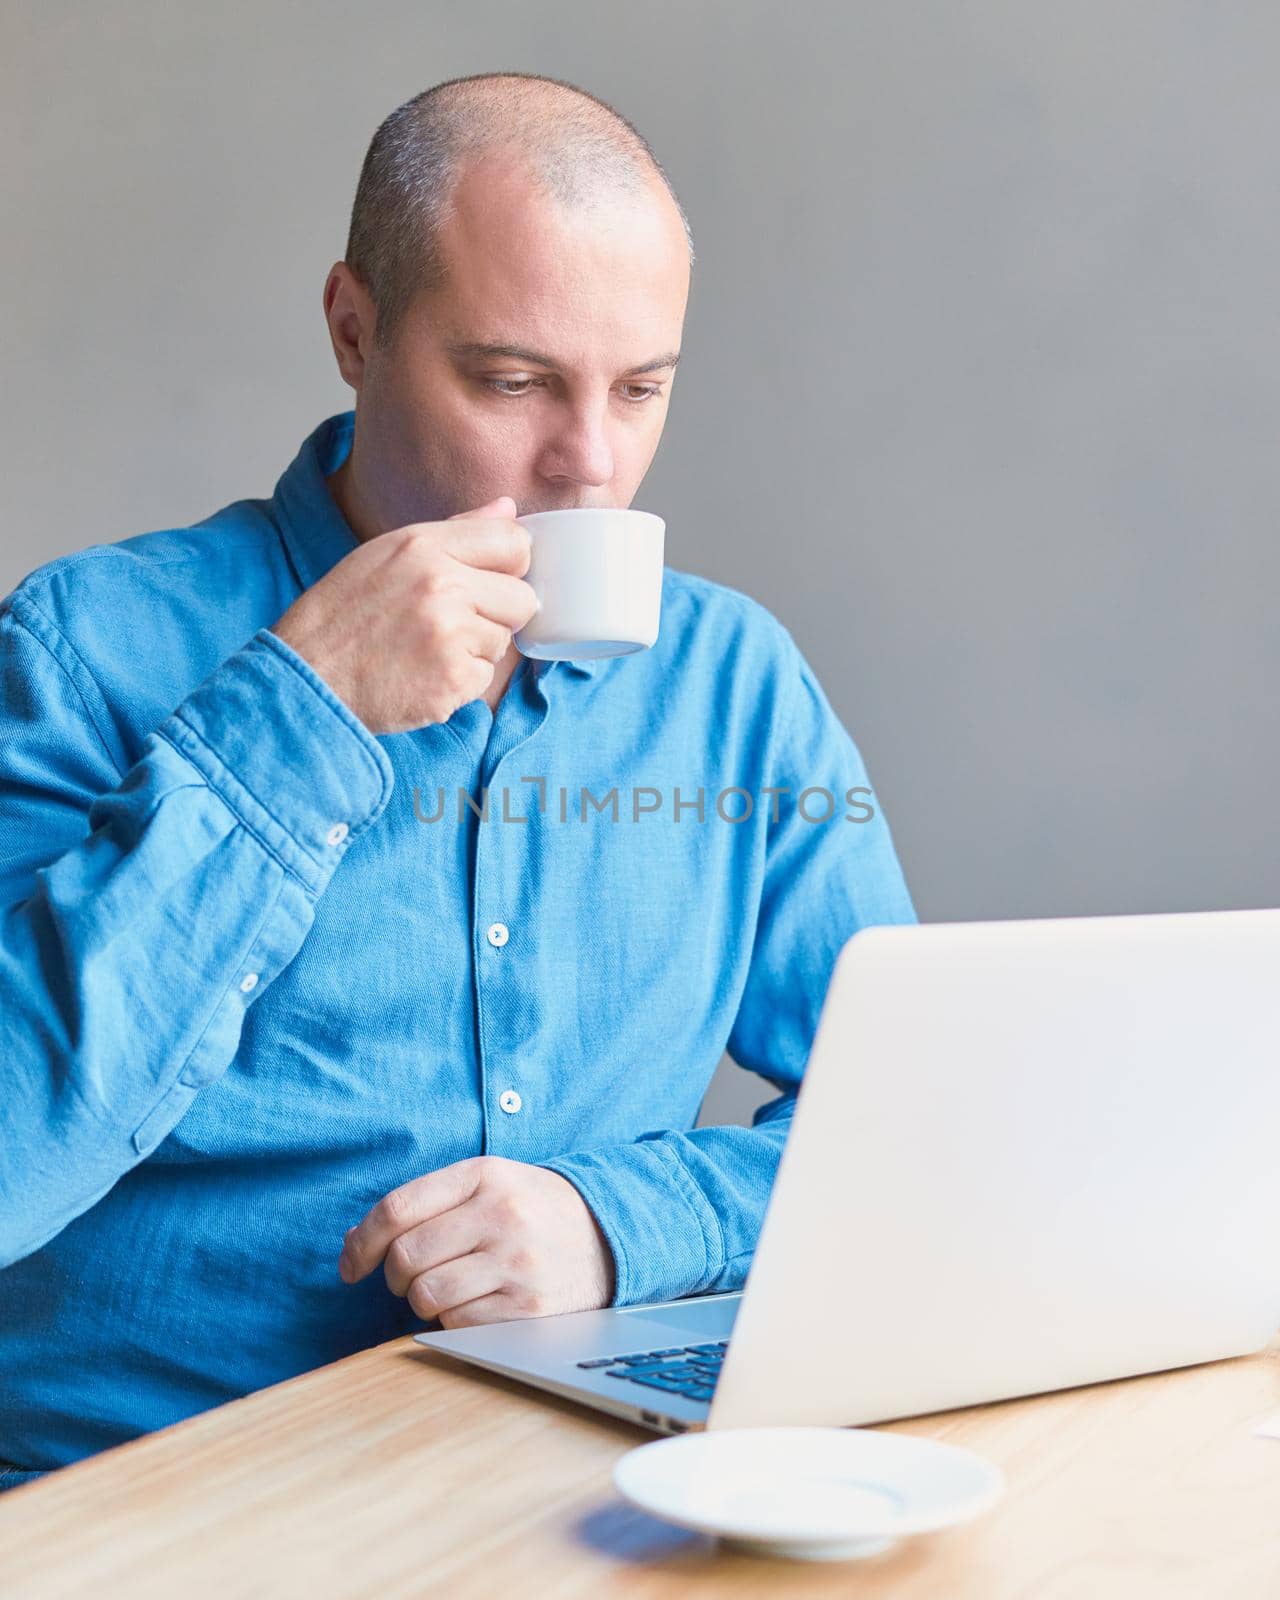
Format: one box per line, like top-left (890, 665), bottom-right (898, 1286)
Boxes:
top-left (271, 497), bottom-right (538, 735)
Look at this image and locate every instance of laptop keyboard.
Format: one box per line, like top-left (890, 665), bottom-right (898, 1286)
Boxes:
top-left (575, 1339), bottom-right (727, 1403)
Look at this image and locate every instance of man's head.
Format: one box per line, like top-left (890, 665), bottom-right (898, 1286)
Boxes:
top-left (324, 72), bottom-right (694, 529)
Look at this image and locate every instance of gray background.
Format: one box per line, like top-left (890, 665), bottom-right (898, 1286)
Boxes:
top-left (3, 2), bottom-right (1276, 1129)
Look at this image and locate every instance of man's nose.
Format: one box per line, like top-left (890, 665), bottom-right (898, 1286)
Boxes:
top-left (540, 406), bottom-right (615, 489)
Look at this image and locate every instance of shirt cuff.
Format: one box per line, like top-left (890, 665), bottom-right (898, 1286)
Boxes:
top-left (540, 1135), bottom-right (724, 1307)
top-left (152, 626), bottom-right (394, 896)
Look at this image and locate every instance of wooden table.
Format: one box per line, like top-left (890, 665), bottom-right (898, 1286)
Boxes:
top-left (3, 1334), bottom-right (1280, 1598)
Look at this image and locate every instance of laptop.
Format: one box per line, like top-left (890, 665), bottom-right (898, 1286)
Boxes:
top-left (415, 907), bottom-right (1280, 1434)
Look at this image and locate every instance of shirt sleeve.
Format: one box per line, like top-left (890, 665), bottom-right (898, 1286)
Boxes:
top-left (0, 595), bottom-right (394, 1269)
top-left (538, 627), bottom-right (918, 1306)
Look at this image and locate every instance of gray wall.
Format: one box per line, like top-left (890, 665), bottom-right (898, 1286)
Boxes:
top-left (4, 3), bottom-right (1277, 1130)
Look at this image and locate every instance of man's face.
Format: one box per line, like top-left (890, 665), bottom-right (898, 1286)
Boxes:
top-left (331, 150), bottom-right (691, 525)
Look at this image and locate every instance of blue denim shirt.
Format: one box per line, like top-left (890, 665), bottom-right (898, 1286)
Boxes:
top-left (0, 410), bottom-right (917, 1474)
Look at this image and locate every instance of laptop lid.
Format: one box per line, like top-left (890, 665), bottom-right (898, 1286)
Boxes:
top-left (709, 908), bottom-right (1280, 1429)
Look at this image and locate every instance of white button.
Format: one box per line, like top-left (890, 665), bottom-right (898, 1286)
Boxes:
top-left (239, 972), bottom-right (259, 993)
top-left (326, 822), bottom-right (349, 847)
top-left (486, 922), bottom-right (509, 948)
top-left (498, 1089), bottom-right (522, 1114)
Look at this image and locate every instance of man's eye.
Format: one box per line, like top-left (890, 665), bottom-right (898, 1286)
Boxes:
top-left (481, 378), bottom-right (662, 404)
top-left (484, 377), bottom-right (540, 397)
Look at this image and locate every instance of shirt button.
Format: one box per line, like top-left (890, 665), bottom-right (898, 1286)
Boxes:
top-left (499, 1089), bottom-right (522, 1114)
top-left (486, 922), bottom-right (509, 948)
top-left (326, 822), bottom-right (349, 847)
top-left (239, 972), bottom-right (259, 993)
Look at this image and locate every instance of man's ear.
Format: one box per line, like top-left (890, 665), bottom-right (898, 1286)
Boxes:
top-left (323, 262), bottom-right (377, 392)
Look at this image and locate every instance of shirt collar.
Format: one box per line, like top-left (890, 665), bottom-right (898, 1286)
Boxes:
top-left (271, 411), bottom-right (597, 679)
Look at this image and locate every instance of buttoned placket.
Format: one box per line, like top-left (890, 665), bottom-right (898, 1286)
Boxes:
top-left (462, 658), bottom-right (556, 1152)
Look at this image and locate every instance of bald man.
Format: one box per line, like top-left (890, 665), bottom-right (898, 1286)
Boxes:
top-left (0, 72), bottom-right (916, 1488)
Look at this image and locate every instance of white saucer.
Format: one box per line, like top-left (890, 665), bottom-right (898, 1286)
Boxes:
top-left (612, 1426), bottom-right (1004, 1562)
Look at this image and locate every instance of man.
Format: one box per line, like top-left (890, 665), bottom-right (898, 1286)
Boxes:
top-left (0, 72), bottom-right (917, 1489)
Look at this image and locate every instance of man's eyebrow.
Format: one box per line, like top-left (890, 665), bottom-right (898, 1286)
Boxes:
top-left (446, 342), bottom-right (681, 377)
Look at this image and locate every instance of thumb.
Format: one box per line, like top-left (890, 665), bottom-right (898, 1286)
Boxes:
top-left (448, 495), bottom-right (517, 521)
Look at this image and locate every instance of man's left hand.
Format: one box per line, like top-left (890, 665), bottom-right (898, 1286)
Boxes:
top-left (338, 1156), bottom-right (616, 1327)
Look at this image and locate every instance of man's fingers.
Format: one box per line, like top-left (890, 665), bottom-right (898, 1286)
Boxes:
top-left (466, 612), bottom-right (514, 665)
top-left (440, 518), bottom-right (531, 577)
top-left (405, 1254), bottom-right (506, 1322)
top-left (382, 1208), bottom-right (485, 1298)
top-left (463, 565), bottom-right (540, 631)
top-left (437, 1291), bottom-right (531, 1330)
top-left (442, 497), bottom-right (529, 577)
top-left (447, 496), bottom-right (516, 521)
top-left (339, 1159), bottom-right (484, 1282)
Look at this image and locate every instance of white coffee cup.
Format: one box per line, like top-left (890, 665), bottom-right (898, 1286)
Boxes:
top-left (512, 507), bottom-right (665, 661)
